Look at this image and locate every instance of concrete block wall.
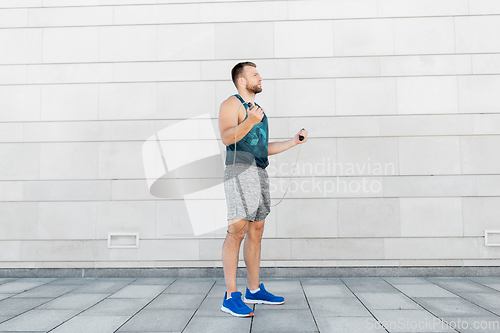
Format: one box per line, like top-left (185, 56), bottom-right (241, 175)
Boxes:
top-left (0, 0), bottom-right (499, 268)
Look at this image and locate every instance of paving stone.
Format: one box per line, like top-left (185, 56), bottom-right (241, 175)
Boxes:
top-left (426, 277), bottom-right (465, 282)
top-left (94, 278), bottom-right (136, 283)
top-left (18, 278), bottom-right (56, 282)
top-left (426, 277), bottom-right (497, 294)
top-left (109, 285), bottom-right (166, 299)
top-left (391, 284), bottom-right (459, 298)
top-left (370, 309), bottom-right (456, 332)
top-left (186, 297), bottom-right (228, 317)
top-left (116, 309), bottom-right (193, 332)
top-left (37, 293), bottom-right (108, 310)
top-left (342, 278), bottom-right (381, 282)
top-left (144, 293), bottom-right (205, 310)
top-left (383, 277), bottom-right (434, 285)
top-left (183, 315), bottom-right (251, 333)
top-left (440, 316), bottom-right (500, 333)
top-left (315, 316), bottom-right (384, 333)
top-left (46, 278), bottom-right (97, 286)
top-left (163, 279), bottom-right (215, 294)
top-left (457, 292), bottom-right (500, 316)
top-left (0, 281), bottom-right (51, 294)
top-left (71, 281), bottom-right (132, 294)
top-left (481, 284), bottom-right (500, 292)
top-left (0, 276), bottom-right (498, 333)
top-left (467, 277), bottom-right (500, 285)
top-left (0, 279), bottom-right (17, 285)
top-left (300, 278), bottom-right (344, 285)
top-left (308, 297), bottom-right (372, 317)
top-left (342, 278), bottom-right (400, 293)
top-left (251, 309), bottom-right (317, 332)
top-left (412, 297), bottom-right (494, 317)
top-left (12, 285), bottom-right (78, 298)
top-left (0, 316), bottom-right (15, 324)
top-left (129, 278), bottom-right (176, 285)
top-left (80, 298), bottom-right (151, 316)
top-left (355, 292), bottom-right (422, 310)
top-left (0, 297), bottom-right (49, 316)
top-left (0, 309), bottom-right (79, 331)
top-left (302, 284), bottom-right (355, 298)
top-left (49, 315), bottom-right (130, 333)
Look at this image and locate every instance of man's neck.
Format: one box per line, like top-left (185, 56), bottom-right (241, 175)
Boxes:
top-left (236, 90), bottom-right (255, 104)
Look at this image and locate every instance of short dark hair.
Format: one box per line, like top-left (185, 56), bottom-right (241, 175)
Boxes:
top-left (231, 61), bottom-right (256, 88)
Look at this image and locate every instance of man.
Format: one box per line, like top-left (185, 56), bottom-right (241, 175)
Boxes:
top-left (218, 61), bottom-right (308, 317)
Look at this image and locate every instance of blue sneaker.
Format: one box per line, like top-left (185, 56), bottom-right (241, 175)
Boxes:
top-left (244, 283), bottom-right (285, 305)
top-left (221, 291), bottom-right (254, 317)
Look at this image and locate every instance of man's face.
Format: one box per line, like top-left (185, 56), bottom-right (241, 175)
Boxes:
top-left (242, 66), bottom-right (262, 94)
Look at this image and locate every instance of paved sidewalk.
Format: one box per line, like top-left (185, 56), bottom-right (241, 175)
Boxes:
top-left (0, 277), bottom-right (499, 333)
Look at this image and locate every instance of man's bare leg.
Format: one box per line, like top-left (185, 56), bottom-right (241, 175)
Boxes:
top-left (244, 219), bottom-right (265, 290)
top-left (222, 218), bottom-right (249, 296)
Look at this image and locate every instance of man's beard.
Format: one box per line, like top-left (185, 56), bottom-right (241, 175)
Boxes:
top-left (246, 84), bottom-right (262, 94)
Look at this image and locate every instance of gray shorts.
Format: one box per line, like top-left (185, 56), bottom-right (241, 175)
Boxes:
top-left (223, 162), bottom-right (271, 222)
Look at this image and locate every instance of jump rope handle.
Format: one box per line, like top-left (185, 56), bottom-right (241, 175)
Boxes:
top-left (247, 102), bottom-right (264, 122)
top-left (299, 128), bottom-right (305, 141)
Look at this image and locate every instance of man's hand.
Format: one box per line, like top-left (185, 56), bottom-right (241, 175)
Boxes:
top-left (247, 106), bottom-right (264, 126)
top-left (219, 97), bottom-right (262, 146)
top-left (293, 128), bottom-right (308, 145)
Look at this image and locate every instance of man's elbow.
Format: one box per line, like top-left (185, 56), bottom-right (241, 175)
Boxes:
top-left (220, 133), bottom-right (232, 146)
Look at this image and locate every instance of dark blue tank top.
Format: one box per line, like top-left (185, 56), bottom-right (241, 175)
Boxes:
top-left (225, 94), bottom-right (269, 169)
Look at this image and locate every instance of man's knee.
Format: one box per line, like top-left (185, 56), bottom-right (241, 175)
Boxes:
top-left (248, 219), bottom-right (265, 237)
top-left (227, 218), bottom-right (249, 238)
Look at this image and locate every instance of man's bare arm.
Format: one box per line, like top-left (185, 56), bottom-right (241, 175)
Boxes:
top-left (268, 139), bottom-right (295, 156)
top-left (218, 98), bottom-right (264, 146)
top-left (268, 129), bottom-right (308, 156)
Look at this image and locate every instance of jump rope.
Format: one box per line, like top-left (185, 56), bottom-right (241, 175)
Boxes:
top-left (227, 100), bottom-right (304, 234)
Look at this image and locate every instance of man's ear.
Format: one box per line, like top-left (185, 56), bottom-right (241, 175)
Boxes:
top-left (238, 76), bottom-right (246, 88)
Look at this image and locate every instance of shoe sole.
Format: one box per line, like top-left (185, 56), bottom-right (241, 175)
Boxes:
top-left (220, 305), bottom-right (254, 317)
top-left (243, 298), bottom-right (285, 305)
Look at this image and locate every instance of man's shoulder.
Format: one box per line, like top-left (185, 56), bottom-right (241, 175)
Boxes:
top-left (221, 95), bottom-right (239, 106)
top-left (219, 95), bottom-right (242, 113)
